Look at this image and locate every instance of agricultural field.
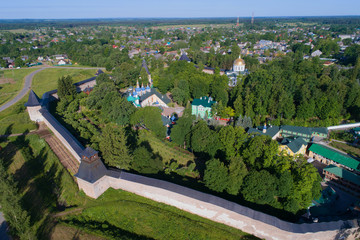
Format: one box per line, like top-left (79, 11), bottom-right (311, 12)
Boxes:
top-left (31, 68), bottom-right (97, 96)
top-left (0, 68), bottom-right (37, 106)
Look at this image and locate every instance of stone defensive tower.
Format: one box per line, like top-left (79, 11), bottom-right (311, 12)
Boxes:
top-left (25, 90), bottom-right (44, 122)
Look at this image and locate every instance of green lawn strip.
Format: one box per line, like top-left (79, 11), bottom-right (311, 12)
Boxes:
top-left (0, 95), bottom-right (37, 135)
top-left (138, 130), bottom-right (194, 165)
top-left (63, 188), bottom-right (258, 240)
top-left (32, 68), bottom-right (97, 96)
top-left (329, 141), bottom-right (360, 159)
top-left (0, 68), bottom-right (38, 106)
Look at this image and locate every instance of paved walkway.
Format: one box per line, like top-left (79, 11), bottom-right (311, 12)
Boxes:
top-left (0, 66), bottom-right (105, 113)
top-left (0, 67), bottom-right (46, 112)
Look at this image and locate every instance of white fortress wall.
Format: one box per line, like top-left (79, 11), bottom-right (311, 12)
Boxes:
top-left (39, 109), bottom-right (84, 161)
top-left (96, 171), bottom-right (355, 240)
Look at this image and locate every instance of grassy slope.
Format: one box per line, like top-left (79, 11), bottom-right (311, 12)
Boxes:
top-left (64, 189), bottom-right (258, 240)
top-left (1, 133), bottom-right (257, 240)
top-left (0, 68), bottom-right (38, 106)
top-left (32, 68), bottom-right (97, 96)
top-left (138, 130), bottom-right (194, 165)
top-left (0, 95), bottom-right (37, 135)
top-left (1, 134), bottom-right (86, 238)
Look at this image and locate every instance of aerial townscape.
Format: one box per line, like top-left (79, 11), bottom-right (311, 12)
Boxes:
top-left (1, 1), bottom-right (360, 240)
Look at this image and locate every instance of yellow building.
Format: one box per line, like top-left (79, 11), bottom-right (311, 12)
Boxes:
top-left (279, 137), bottom-right (308, 156)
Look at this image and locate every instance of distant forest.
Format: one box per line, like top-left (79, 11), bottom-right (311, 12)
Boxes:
top-left (0, 16), bottom-right (360, 31)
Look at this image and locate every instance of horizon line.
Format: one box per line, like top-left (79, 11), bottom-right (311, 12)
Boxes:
top-left (0, 15), bottom-right (360, 21)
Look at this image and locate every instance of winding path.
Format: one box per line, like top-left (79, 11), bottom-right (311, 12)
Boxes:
top-left (0, 66), bottom-right (104, 113)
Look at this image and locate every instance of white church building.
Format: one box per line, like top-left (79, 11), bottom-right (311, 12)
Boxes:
top-left (226, 56), bottom-right (247, 87)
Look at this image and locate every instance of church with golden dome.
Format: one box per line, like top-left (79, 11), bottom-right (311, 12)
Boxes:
top-left (226, 56), bottom-right (247, 87)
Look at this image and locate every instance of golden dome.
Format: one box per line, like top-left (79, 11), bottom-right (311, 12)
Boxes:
top-left (233, 57), bottom-right (245, 66)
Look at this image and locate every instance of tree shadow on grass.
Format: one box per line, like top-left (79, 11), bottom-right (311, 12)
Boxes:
top-left (61, 218), bottom-right (154, 240)
top-left (0, 133), bottom-right (29, 171)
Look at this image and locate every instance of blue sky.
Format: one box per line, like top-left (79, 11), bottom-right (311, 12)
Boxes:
top-left (1, 0), bottom-right (359, 19)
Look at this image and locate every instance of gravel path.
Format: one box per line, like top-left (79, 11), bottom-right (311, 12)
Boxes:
top-left (0, 67), bottom-right (46, 112)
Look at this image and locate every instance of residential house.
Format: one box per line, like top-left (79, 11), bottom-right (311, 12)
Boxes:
top-left (311, 50), bottom-right (322, 57)
top-left (57, 59), bottom-right (71, 65)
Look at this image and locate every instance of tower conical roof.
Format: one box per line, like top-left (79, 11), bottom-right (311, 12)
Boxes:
top-left (25, 90), bottom-right (41, 107)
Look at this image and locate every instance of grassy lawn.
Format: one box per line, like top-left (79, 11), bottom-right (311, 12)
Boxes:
top-left (53, 64), bottom-right (101, 68)
top-left (0, 95), bottom-right (37, 135)
top-left (138, 129), bottom-right (194, 165)
top-left (62, 189), bottom-right (258, 240)
top-left (32, 68), bottom-right (97, 96)
top-left (50, 224), bottom-right (106, 240)
top-left (0, 68), bottom-right (38, 106)
top-left (1, 133), bottom-right (257, 240)
top-left (330, 141), bottom-right (360, 159)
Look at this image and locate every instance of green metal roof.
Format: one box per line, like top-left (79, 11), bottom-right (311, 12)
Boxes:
top-left (192, 96), bottom-right (216, 108)
top-left (324, 165), bottom-right (360, 186)
top-left (281, 125), bottom-right (328, 136)
top-left (282, 125), bottom-right (312, 136)
top-left (248, 126), bottom-right (280, 138)
top-left (282, 137), bottom-right (307, 154)
top-left (309, 144), bottom-right (360, 171)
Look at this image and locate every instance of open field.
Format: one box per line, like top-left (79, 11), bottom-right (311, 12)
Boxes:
top-left (0, 68), bottom-right (37, 106)
top-left (1, 133), bottom-right (256, 240)
top-left (0, 29), bottom-right (38, 34)
top-left (138, 129), bottom-right (195, 165)
top-left (0, 95), bottom-right (37, 135)
top-left (32, 68), bottom-right (97, 96)
top-left (156, 23), bottom-right (237, 29)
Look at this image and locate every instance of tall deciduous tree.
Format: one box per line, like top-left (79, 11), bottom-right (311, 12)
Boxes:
top-left (241, 170), bottom-right (277, 205)
top-left (131, 144), bottom-right (163, 174)
top-left (226, 156), bottom-right (248, 195)
top-left (190, 120), bottom-right (219, 157)
top-left (130, 107), bottom-right (166, 138)
top-left (203, 158), bottom-right (228, 193)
